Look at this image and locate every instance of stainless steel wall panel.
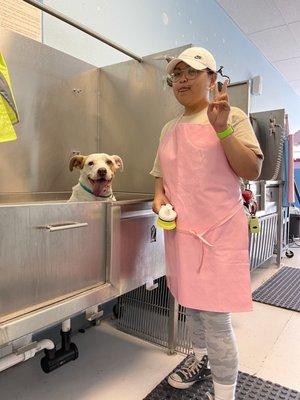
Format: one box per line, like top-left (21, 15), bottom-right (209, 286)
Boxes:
top-left (0, 28), bottom-right (98, 195)
top-left (98, 46), bottom-right (188, 194)
top-left (250, 109), bottom-right (285, 181)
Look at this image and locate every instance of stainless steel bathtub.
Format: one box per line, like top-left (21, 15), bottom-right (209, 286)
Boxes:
top-left (0, 193), bottom-right (165, 346)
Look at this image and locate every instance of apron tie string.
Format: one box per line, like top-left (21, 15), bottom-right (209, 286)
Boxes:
top-left (189, 230), bottom-right (213, 273)
top-left (189, 230), bottom-right (213, 247)
top-left (177, 202), bottom-right (243, 273)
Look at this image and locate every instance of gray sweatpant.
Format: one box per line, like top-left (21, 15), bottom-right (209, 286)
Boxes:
top-left (186, 308), bottom-right (238, 385)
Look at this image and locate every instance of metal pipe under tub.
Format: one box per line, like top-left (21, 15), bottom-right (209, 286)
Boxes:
top-left (0, 339), bottom-right (55, 373)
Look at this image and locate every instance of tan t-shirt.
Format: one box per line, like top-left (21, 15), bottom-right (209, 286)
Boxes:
top-left (150, 106), bottom-right (263, 178)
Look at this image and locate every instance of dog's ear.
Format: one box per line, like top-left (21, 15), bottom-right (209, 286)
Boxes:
top-left (111, 155), bottom-right (123, 172)
top-left (69, 155), bottom-right (86, 171)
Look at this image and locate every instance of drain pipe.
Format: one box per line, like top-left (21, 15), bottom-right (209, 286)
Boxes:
top-left (41, 319), bottom-right (78, 373)
top-left (0, 339), bottom-right (55, 373)
top-left (62, 319), bottom-right (71, 332)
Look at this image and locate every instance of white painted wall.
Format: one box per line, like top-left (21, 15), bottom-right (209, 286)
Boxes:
top-left (42, 0), bottom-right (300, 131)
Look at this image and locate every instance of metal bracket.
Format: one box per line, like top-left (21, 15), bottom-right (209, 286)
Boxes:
top-left (146, 280), bottom-right (158, 291)
top-left (14, 341), bottom-right (38, 356)
top-left (85, 306), bottom-right (104, 322)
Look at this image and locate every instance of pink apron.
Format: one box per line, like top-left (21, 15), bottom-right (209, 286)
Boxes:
top-left (158, 121), bottom-right (252, 312)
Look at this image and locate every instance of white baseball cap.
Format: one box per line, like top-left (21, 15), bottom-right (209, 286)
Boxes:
top-left (166, 47), bottom-right (217, 74)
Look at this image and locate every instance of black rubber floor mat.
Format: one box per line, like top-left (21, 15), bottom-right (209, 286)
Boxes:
top-left (252, 266), bottom-right (300, 312)
top-left (144, 364), bottom-right (300, 399)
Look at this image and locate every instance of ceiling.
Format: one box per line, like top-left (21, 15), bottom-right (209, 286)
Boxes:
top-left (216, 0), bottom-right (300, 96)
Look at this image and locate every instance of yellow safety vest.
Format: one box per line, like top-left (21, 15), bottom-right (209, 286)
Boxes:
top-left (0, 54), bottom-right (19, 142)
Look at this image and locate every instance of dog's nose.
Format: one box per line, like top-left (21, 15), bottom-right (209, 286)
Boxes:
top-left (97, 168), bottom-right (107, 177)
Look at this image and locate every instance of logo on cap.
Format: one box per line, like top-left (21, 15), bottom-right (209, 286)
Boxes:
top-left (194, 55), bottom-right (202, 60)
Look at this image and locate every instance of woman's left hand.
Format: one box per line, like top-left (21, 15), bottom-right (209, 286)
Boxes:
top-left (207, 79), bottom-right (230, 133)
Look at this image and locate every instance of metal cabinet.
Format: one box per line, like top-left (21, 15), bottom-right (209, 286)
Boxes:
top-left (107, 200), bottom-right (165, 295)
top-left (0, 202), bottom-right (106, 322)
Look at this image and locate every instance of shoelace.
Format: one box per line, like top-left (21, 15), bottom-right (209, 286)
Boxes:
top-left (178, 356), bottom-right (205, 379)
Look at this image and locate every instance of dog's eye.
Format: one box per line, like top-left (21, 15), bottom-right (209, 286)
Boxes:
top-left (88, 161), bottom-right (94, 166)
top-left (106, 160), bottom-right (113, 165)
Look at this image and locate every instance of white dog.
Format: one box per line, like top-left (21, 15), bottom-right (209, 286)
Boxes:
top-left (69, 153), bottom-right (123, 202)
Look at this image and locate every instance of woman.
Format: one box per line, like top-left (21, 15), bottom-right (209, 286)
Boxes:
top-left (150, 47), bottom-right (263, 400)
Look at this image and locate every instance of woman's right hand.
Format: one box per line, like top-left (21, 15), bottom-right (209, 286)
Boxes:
top-left (152, 194), bottom-right (170, 214)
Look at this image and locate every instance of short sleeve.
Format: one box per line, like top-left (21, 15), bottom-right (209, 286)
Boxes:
top-left (150, 119), bottom-right (177, 177)
top-left (230, 107), bottom-right (264, 159)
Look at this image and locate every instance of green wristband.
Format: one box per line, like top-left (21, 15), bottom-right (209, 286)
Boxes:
top-left (217, 125), bottom-right (234, 140)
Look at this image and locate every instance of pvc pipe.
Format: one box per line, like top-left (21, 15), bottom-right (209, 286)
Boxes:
top-left (0, 339), bottom-right (55, 372)
top-left (0, 353), bottom-right (29, 372)
top-left (62, 319), bottom-right (71, 333)
top-left (22, 0), bottom-right (143, 62)
top-left (37, 339), bottom-right (55, 351)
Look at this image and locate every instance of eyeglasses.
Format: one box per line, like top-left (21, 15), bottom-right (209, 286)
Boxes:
top-left (169, 67), bottom-right (200, 83)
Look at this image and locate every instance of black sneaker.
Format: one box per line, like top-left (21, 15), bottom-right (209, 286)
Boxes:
top-left (167, 354), bottom-right (211, 389)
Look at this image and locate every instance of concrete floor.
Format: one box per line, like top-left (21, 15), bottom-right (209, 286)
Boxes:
top-left (0, 249), bottom-right (299, 399)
